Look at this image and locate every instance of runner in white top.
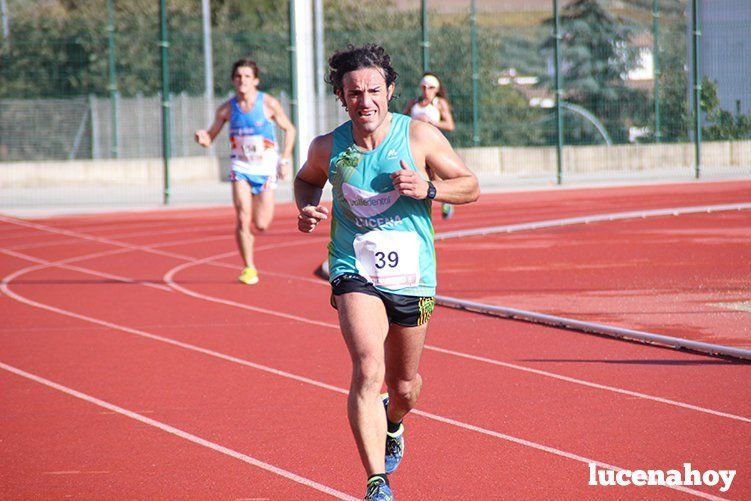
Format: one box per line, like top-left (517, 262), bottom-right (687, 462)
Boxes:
top-left (403, 72), bottom-right (457, 219)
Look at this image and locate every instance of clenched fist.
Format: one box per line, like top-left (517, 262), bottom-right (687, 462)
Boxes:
top-left (297, 204), bottom-right (329, 233)
top-left (390, 160), bottom-right (429, 199)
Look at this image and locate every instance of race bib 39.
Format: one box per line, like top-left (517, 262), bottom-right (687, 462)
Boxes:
top-left (353, 230), bottom-right (421, 290)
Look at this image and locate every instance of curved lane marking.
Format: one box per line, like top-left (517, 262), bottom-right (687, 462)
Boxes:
top-left (2, 213), bottom-right (749, 424)
top-left (166, 251), bottom-right (751, 424)
top-left (0, 281), bottom-right (729, 500)
top-left (0, 361), bottom-right (358, 501)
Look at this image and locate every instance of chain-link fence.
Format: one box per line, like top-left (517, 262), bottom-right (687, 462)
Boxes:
top-left (1, 0), bottom-right (749, 208)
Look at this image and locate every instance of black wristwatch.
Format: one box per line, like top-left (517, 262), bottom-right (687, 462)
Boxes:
top-left (426, 181), bottom-right (437, 200)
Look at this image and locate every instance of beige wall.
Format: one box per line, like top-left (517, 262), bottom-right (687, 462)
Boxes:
top-left (1, 140), bottom-right (749, 188)
top-left (457, 140), bottom-right (751, 177)
top-left (0, 156), bottom-right (220, 188)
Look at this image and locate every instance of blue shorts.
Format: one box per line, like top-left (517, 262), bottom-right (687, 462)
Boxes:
top-left (230, 171), bottom-right (275, 195)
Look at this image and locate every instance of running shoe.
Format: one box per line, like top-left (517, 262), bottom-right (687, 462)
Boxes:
top-left (238, 266), bottom-right (259, 285)
top-left (441, 203), bottom-right (454, 220)
top-left (364, 477), bottom-right (393, 501)
top-left (381, 393), bottom-right (405, 474)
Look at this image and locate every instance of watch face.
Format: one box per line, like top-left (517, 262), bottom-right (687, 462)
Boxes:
top-left (427, 183), bottom-right (437, 199)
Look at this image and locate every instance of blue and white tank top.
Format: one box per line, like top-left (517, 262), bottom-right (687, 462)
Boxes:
top-left (229, 93), bottom-right (278, 175)
top-left (328, 113), bottom-right (436, 297)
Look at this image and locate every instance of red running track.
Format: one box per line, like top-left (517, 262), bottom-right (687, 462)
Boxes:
top-left (434, 180), bottom-right (751, 348)
top-left (1, 180), bottom-right (750, 500)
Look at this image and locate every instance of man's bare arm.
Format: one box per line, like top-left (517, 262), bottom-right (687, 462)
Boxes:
top-left (391, 121), bottom-right (479, 204)
top-left (266, 95), bottom-right (296, 161)
top-left (294, 134), bottom-right (332, 232)
top-left (194, 101), bottom-right (230, 147)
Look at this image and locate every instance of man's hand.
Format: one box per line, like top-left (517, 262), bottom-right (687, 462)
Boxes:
top-left (277, 157), bottom-right (292, 181)
top-left (390, 160), bottom-right (429, 199)
top-left (297, 204), bottom-right (329, 233)
top-left (194, 130), bottom-right (211, 148)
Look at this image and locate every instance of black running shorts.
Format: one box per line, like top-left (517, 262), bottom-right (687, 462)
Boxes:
top-left (330, 273), bottom-right (435, 327)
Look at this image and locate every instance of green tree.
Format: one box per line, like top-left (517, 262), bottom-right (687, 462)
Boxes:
top-left (655, 0), bottom-right (690, 142)
top-left (1, 0), bottom-right (557, 152)
top-left (540, 0), bottom-right (650, 144)
top-left (701, 77), bottom-right (751, 140)
top-left (0, 0), bottom-right (288, 98)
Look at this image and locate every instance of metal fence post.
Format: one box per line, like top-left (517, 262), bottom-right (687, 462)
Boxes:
top-left (107, 0), bottom-right (119, 158)
top-left (159, 0), bottom-right (171, 204)
top-left (314, 0), bottom-right (326, 135)
top-left (470, 0), bottom-right (479, 146)
top-left (553, 0), bottom-right (564, 185)
top-left (288, 0), bottom-right (299, 171)
top-left (0, 0), bottom-right (9, 44)
top-left (201, 0), bottom-right (214, 155)
top-left (89, 94), bottom-right (100, 159)
top-left (691, 0), bottom-right (701, 179)
top-left (653, 0), bottom-right (661, 142)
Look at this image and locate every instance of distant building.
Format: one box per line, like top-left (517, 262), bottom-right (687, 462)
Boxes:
top-left (625, 31), bottom-right (655, 91)
top-left (496, 68), bottom-right (552, 108)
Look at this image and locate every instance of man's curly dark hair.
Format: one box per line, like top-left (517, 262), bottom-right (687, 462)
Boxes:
top-left (326, 44), bottom-right (399, 99)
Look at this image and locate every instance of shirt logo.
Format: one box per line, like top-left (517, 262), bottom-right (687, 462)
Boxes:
top-left (342, 182), bottom-right (399, 218)
top-left (387, 149), bottom-right (398, 160)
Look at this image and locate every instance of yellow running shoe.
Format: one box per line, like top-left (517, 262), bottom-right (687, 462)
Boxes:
top-left (238, 266), bottom-right (259, 285)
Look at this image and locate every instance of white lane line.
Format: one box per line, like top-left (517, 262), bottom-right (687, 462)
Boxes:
top-left (0, 287), bottom-right (728, 500)
top-left (0, 248), bottom-right (173, 292)
top-left (0, 280), bottom-right (347, 396)
top-left (1, 221), bottom-right (325, 290)
top-left (714, 301), bottom-right (751, 313)
top-left (3, 212), bottom-right (750, 424)
top-left (166, 253), bottom-right (751, 424)
top-left (435, 202), bottom-right (751, 240)
top-left (6, 222), bottom-right (228, 251)
top-left (2, 221), bottom-right (751, 422)
top-left (432, 203), bottom-right (751, 362)
top-left (0, 236), bottom-right (324, 297)
top-left (425, 345), bottom-right (751, 423)
top-left (0, 214), bottom-right (239, 263)
top-left (413, 408), bottom-right (727, 501)
top-left (0, 361), bottom-right (358, 501)
top-left (164, 251), bottom-right (337, 329)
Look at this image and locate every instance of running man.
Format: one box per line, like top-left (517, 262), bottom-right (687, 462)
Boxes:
top-left (403, 72), bottom-right (457, 220)
top-left (195, 58), bottom-right (296, 284)
top-left (294, 44), bottom-right (479, 500)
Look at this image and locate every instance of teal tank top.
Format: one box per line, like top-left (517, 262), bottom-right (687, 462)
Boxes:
top-left (328, 113), bottom-right (436, 297)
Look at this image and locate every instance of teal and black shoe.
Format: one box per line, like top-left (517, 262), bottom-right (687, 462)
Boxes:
top-left (364, 476), bottom-right (393, 501)
top-left (381, 394), bottom-right (405, 474)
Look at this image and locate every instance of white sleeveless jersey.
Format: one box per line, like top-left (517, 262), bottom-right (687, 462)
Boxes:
top-left (409, 98), bottom-right (441, 123)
